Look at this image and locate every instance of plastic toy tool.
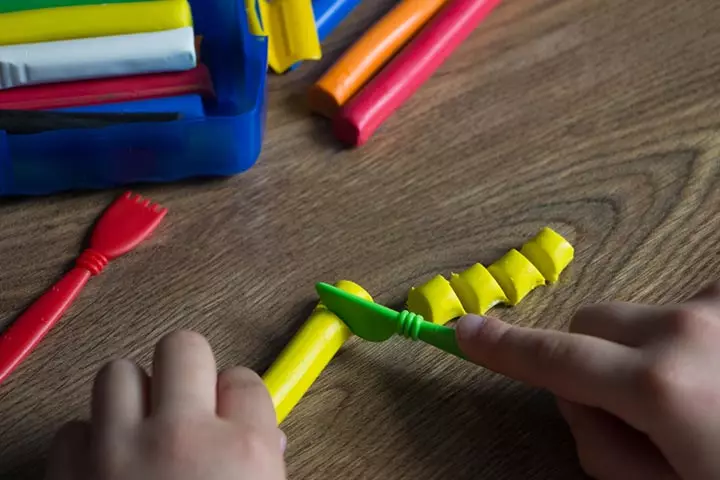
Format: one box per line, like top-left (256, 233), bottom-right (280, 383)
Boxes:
top-left (0, 192), bottom-right (167, 385)
top-left (315, 282), bottom-right (466, 359)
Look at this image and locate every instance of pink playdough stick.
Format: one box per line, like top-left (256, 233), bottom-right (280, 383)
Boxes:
top-left (333, 0), bottom-right (502, 146)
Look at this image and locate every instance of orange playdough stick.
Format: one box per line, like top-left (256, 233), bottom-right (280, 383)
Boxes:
top-left (308, 0), bottom-right (449, 118)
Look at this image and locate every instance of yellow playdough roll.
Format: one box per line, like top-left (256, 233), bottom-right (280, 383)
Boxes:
top-left (0, 0), bottom-right (193, 47)
top-left (263, 280), bottom-right (372, 424)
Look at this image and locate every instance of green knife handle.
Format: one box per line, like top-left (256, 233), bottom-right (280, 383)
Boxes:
top-left (398, 311), bottom-right (466, 359)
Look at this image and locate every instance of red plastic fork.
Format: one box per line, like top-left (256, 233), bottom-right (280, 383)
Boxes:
top-left (0, 192), bottom-right (167, 385)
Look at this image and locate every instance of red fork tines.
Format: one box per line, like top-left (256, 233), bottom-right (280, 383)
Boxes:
top-left (0, 191), bottom-right (168, 386)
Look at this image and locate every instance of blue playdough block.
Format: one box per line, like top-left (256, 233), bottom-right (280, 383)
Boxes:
top-left (314, 0), bottom-right (363, 40)
top-left (286, 0), bottom-right (362, 72)
top-left (55, 95), bottom-right (206, 118)
top-left (0, 0), bottom-right (268, 196)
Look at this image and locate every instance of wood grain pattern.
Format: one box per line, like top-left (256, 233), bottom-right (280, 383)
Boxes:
top-left (1, 0), bottom-right (719, 478)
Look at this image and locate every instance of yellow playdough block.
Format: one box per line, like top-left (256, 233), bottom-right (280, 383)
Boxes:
top-left (450, 263), bottom-right (508, 315)
top-left (520, 227), bottom-right (575, 283)
top-left (0, 0), bottom-right (193, 47)
top-left (259, 0), bottom-right (322, 74)
top-left (263, 280), bottom-right (372, 424)
top-left (407, 275), bottom-right (466, 326)
top-left (487, 249), bottom-right (545, 305)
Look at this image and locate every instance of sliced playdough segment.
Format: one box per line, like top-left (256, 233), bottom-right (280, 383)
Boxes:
top-left (450, 263), bottom-right (508, 315)
top-left (407, 275), bottom-right (466, 326)
top-left (520, 227), bottom-right (574, 283)
top-left (0, 0), bottom-right (193, 47)
top-left (487, 249), bottom-right (545, 305)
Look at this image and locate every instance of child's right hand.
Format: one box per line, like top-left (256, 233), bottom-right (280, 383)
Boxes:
top-left (457, 281), bottom-right (720, 480)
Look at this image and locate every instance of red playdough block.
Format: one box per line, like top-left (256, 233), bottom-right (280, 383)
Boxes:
top-left (333, 0), bottom-right (502, 146)
top-left (0, 64), bottom-right (214, 111)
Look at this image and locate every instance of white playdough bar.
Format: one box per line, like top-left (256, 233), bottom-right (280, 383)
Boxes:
top-left (0, 27), bottom-right (197, 89)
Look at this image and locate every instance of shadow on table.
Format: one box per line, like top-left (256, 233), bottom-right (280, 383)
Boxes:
top-left (374, 360), bottom-right (589, 479)
top-left (0, 458), bottom-right (44, 480)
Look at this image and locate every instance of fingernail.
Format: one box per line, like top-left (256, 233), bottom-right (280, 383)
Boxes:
top-left (280, 431), bottom-right (287, 454)
top-left (456, 315), bottom-right (488, 342)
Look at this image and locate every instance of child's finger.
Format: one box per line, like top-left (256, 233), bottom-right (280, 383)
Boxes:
top-left (44, 421), bottom-right (90, 480)
top-left (456, 315), bottom-right (642, 414)
top-left (556, 398), bottom-right (679, 480)
top-left (689, 281), bottom-right (720, 302)
top-left (92, 359), bottom-right (148, 432)
top-left (216, 367), bottom-right (277, 428)
top-left (570, 303), bottom-right (665, 346)
top-left (151, 330), bottom-right (217, 415)
top-left (216, 366), bottom-right (285, 452)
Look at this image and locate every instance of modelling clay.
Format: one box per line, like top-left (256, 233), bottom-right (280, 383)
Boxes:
top-left (316, 283), bottom-right (466, 359)
top-left (0, 64), bottom-right (214, 110)
top-left (314, 0), bottom-right (363, 41)
top-left (244, 0), bottom-right (265, 36)
top-left (257, 0), bottom-right (321, 74)
top-left (56, 95), bottom-right (205, 118)
top-left (520, 227), bottom-right (575, 283)
top-left (407, 228), bottom-right (574, 323)
top-left (0, 0), bottom-right (193, 47)
top-left (0, 28), bottom-right (197, 90)
top-left (333, 0), bottom-right (502, 146)
top-left (407, 275), bottom-right (466, 325)
top-left (487, 249), bottom-right (545, 305)
top-left (0, 0), bottom-right (150, 14)
top-left (450, 263), bottom-right (508, 315)
top-left (283, 0), bottom-right (362, 72)
top-left (263, 281), bottom-right (372, 424)
top-left (309, 0), bottom-right (449, 118)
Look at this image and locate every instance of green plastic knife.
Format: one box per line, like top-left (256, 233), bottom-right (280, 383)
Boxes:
top-left (315, 282), bottom-right (466, 359)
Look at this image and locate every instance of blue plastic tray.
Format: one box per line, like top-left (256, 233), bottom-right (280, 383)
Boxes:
top-left (0, 0), bottom-right (268, 196)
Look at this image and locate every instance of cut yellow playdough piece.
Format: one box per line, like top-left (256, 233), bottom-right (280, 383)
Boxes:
top-left (450, 263), bottom-right (508, 315)
top-left (407, 275), bottom-right (466, 325)
top-left (0, 0), bottom-right (193, 47)
top-left (487, 249), bottom-right (545, 305)
top-left (263, 280), bottom-right (372, 424)
top-left (520, 227), bottom-right (574, 283)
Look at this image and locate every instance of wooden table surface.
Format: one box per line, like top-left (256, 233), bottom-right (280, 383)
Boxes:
top-left (1, 0), bottom-right (719, 478)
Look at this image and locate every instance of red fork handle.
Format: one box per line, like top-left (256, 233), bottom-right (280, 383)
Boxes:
top-left (0, 267), bottom-right (91, 385)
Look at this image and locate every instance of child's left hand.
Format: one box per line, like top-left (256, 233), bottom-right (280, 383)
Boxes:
top-left (45, 330), bottom-right (287, 480)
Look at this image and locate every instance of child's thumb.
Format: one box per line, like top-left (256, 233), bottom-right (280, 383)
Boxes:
top-left (455, 314), bottom-right (500, 366)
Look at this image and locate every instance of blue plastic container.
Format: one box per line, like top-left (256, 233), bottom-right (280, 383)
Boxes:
top-left (0, 0), bottom-right (268, 196)
top-left (56, 95), bottom-right (206, 118)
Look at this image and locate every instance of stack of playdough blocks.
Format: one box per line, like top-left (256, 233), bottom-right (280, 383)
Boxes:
top-left (0, 0), bottom-right (212, 116)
